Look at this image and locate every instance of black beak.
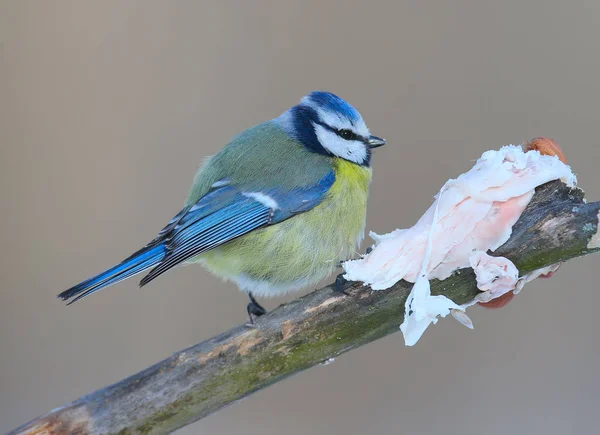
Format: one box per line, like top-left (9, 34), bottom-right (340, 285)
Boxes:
top-left (368, 135), bottom-right (386, 149)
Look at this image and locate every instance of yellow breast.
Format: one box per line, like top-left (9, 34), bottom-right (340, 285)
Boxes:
top-left (196, 158), bottom-right (372, 297)
top-left (323, 157), bottom-right (372, 246)
top-left (329, 158), bottom-right (372, 208)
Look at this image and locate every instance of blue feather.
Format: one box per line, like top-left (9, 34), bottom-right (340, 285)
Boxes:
top-left (57, 244), bottom-right (167, 304)
top-left (305, 91), bottom-right (361, 123)
top-left (59, 171), bottom-right (336, 303)
top-left (140, 172), bottom-right (336, 287)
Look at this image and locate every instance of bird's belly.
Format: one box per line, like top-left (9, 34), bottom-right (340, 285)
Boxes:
top-left (195, 161), bottom-right (371, 297)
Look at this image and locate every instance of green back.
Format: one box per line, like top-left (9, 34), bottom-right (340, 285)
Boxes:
top-left (185, 121), bottom-right (334, 205)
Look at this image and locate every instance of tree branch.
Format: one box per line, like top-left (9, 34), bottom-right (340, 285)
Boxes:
top-left (10, 180), bottom-right (600, 435)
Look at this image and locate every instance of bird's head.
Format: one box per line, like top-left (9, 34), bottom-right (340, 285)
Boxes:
top-left (277, 91), bottom-right (386, 166)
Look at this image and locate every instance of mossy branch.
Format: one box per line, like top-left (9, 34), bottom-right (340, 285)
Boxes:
top-left (9, 180), bottom-right (600, 435)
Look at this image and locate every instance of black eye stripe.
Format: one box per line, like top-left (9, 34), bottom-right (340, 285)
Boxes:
top-left (310, 118), bottom-right (368, 143)
top-left (335, 128), bottom-right (367, 143)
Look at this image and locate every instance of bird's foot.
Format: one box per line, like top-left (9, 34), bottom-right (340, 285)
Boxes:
top-left (246, 292), bottom-right (266, 326)
top-left (334, 273), bottom-right (350, 296)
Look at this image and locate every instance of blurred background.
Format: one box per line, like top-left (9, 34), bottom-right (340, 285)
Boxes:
top-left (1, 1), bottom-right (600, 433)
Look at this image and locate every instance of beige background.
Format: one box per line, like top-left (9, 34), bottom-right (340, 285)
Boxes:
top-left (2, 1), bottom-right (600, 434)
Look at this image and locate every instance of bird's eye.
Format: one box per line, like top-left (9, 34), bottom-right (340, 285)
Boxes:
top-left (338, 129), bottom-right (358, 141)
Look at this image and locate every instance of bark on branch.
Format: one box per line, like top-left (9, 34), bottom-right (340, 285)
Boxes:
top-left (9, 180), bottom-right (600, 435)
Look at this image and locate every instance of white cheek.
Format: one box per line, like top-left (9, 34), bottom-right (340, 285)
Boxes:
top-left (313, 124), bottom-right (368, 164)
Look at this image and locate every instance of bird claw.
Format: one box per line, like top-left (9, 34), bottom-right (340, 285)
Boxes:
top-left (334, 274), bottom-right (350, 296)
top-left (246, 292), bottom-right (266, 325)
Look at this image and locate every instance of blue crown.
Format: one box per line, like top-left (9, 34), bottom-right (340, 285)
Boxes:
top-left (302, 91), bottom-right (361, 123)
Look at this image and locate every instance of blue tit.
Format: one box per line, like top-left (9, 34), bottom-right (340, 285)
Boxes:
top-left (58, 91), bottom-right (386, 321)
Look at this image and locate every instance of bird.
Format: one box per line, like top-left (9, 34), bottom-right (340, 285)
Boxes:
top-left (58, 91), bottom-right (386, 322)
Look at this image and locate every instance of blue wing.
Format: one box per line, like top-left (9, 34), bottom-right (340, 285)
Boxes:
top-left (140, 171), bottom-right (335, 286)
top-left (58, 171), bottom-right (335, 303)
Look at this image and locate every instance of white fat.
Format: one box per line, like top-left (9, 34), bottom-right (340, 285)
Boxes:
top-left (343, 145), bottom-right (577, 345)
top-left (313, 123), bottom-right (368, 165)
top-left (450, 309), bottom-right (474, 329)
top-left (401, 275), bottom-right (464, 345)
top-left (470, 252), bottom-right (519, 298)
top-left (400, 180), bottom-right (465, 346)
top-left (243, 192), bottom-right (279, 210)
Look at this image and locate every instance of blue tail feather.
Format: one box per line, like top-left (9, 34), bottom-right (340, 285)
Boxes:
top-left (58, 245), bottom-right (167, 304)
